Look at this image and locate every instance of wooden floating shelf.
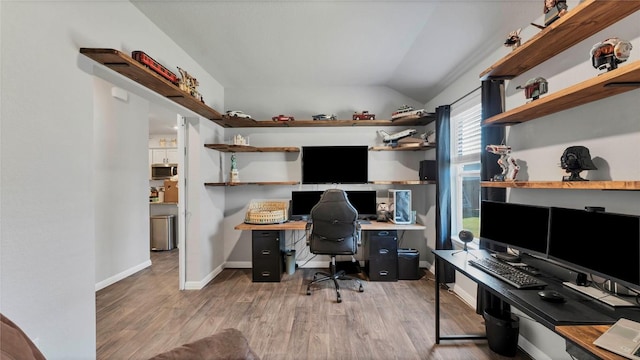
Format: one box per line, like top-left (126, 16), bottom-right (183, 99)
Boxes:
top-left (204, 144), bottom-right (299, 152)
top-left (205, 181), bottom-right (434, 186)
top-left (80, 48), bottom-right (434, 128)
top-left (481, 181), bottom-right (640, 190)
top-left (480, 0), bottom-right (640, 80)
top-left (215, 114), bottom-right (436, 128)
top-left (80, 48), bottom-right (223, 121)
top-left (204, 181), bottom-right (300, 187)
top-left (369, 144), bottom-right (436, 151)
top-left (369, 180), bottom-right (436, 185)
top-left (483, 60), bottom-right (640, 126)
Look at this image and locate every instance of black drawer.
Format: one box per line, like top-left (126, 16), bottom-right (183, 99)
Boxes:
top-left (251, 230), bottom-right (284, 282)
top-left (365, 230), bottom-right (398, 281)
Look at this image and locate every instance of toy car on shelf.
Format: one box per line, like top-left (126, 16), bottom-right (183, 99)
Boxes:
top-left (352, 111), bottom-right (375, 120)
top-left (272, 114), bottom-right (295, 121)
top-left (312, 114), bottom-right (337, 120)
top-left (391, 105), bottom-right (424, 120)
top-left (226, 110), bottom-right (252, 119)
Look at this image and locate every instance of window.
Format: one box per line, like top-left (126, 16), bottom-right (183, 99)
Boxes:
top-left (450, 91), bottom-right (481, 239)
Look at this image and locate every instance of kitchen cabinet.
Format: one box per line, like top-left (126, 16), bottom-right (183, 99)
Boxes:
top-left (151, 148), bottom-right (178, 164)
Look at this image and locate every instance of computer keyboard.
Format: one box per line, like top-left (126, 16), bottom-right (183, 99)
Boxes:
top-left (468, 257), bottom-right (547, 289)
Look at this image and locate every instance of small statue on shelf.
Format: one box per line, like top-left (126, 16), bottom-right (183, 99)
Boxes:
top-left (590, 38), bottom-right (633, 72)
top-left (486, 144), bottom-right (520, 181)
top-left (230, 154), bottom-right (239, 183)
top-left (177, 66), bottom-right (204, 103)
top-left (504, 28), bottom-right (522, 50)
top-left (560, 146), bottom-right (597, 181)
top-left (516, 77), bottom-right (548, 101)
top-left (543, 0), bottom-right (568, 26)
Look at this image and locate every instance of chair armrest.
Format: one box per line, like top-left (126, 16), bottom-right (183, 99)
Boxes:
top-left (305, 222), bottom-right (312, 246)
top-left (356, 222), bottom-right (362, 246)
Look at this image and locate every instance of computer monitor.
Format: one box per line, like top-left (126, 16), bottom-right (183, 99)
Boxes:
top-left (290, 190), bottom-right (377, 220)
top-left (344, 190), bottom-right (378, 220)
top-left (301, 146), bottom-right (369, 184)
top-left (547, 207), bottom-right (640, 289)
top-left (290, 191), bottom-right (323, 220)
top-left (479, 200), bottom-right (551, 257)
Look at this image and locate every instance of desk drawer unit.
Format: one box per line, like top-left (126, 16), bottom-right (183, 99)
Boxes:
top-left (366, 230), bottom-right (398, 281)
top-left (252, 230), bottom-right (285, 282)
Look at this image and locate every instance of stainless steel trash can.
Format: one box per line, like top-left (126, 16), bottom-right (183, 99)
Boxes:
top-left (150, 215), bottom-right (175, 251)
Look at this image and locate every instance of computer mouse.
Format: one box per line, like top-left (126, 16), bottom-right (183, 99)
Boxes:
top-left (538, 290), bottom-right (566, 303)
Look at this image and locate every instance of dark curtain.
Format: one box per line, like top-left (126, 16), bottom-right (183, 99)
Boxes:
top-left (477, 79), bottom-right (508, 314)
top-left (435, 105), bottom-right (455, 283)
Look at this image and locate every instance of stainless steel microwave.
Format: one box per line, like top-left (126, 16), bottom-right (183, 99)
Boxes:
top-left (151, 163), bottom-right (178, 180)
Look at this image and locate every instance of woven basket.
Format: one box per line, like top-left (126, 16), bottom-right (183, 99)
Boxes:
top-left (244, 200), bottom-right (288, 224)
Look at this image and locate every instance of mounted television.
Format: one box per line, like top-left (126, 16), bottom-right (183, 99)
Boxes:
top-left (479, 200), bottom-right (551, 257)
top-left (291, 190), bottom-right (377, 220)
top-left (301, 146), bottom-right (368, 184)
top-left (547, 207), bottom-right (640, 289)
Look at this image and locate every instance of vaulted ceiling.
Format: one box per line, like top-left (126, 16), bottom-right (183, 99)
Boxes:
top-left (133, 0), bottom-right (541, 106)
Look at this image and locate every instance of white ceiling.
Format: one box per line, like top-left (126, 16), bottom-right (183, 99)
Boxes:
top-left (138, 0), bottom-right (542, 133)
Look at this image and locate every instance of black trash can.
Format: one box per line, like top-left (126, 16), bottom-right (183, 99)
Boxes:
top-left (483, 308), bottom-right (520, 357)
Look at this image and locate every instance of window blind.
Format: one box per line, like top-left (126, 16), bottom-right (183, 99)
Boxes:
top-left (451, 90), bottom-right (481, 164)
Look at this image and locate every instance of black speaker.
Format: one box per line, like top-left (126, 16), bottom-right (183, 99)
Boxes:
top-left (419, 160), bottom-right (437, 181)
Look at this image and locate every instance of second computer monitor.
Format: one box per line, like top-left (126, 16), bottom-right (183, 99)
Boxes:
top-left (480, 200), bottom-right (551, 257)
top-left (290, 190), bottom-right (377, 220)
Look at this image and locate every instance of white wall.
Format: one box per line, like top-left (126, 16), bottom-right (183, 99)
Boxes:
top-left (425, 5), bottom-right (640, 360)
top-left (0, 1), bottom-right (224, 358)
top-left (94, 79), bottom-right (152, 290)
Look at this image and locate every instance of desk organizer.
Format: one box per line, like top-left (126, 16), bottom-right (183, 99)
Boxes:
top-left (244, 200), bottom-right (288, 224)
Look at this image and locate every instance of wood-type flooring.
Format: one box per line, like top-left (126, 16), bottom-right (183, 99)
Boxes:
top-left (96, 250), bottom-right (533, 360)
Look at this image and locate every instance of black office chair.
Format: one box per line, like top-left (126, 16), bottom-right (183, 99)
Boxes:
top-left (305, 189), bottom-right (364, 303)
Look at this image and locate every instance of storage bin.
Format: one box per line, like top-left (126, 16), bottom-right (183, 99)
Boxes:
top-left (483, 308), bottom-right (520, 357)
top-left (398, 248), bottom-right (421, 280)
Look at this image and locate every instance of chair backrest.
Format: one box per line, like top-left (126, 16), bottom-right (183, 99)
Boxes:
top-left (308, 189), bottom-right (359, 255)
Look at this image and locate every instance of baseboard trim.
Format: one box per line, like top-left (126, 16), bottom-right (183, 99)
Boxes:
top-left (95, 259), bottom-right (152, 291)
top-left (184, 263), bottom-right (225, 290)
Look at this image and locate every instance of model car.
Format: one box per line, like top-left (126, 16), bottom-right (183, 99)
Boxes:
top-left (226, 110), bottom-right (252, 119)
top-left (352, 111), bottom-right (375, 120)
top-left (312, 114), bottom-right (337, 121)
top-left (272, 114), bottom-right (295, 121)
top-left (391, 105), bottom-right (424, 120)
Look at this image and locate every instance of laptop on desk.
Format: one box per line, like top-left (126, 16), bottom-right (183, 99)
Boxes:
top-left (594, 318), bottom-right (640, 359)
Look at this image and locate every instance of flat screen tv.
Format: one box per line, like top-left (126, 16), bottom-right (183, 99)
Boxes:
top-left (301, 146), bottom-right (368, 184)
top-left (547, 207), bottom-right (640, 289)
top-left (479, 200), bottom-right (551, 257)
top-left (290, 190), bottom-right (377, 220)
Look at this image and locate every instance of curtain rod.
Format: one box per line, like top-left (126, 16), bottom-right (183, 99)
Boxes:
top-left (449, 86), bottom-right (481, 107)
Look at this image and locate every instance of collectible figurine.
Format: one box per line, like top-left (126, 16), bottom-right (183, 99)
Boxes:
top-left (391, 105), bottom-right (424, 120)
top-left (177, 67), bottom-right (204, 103)
top-left (377, 129), bottom-right (417, 147)
top-left (560, 146), bottom-right (597, 181)
top-left (516, 77), bottom-right (548, 101)
top-left (353, 111), bottom-right (375, 120)
top-left (504, 28), bottom-right (522, 50)
top-left (590, 38), bottom-right (633, 72)
top-left (230, 154), bottom-right (239, 183)
top-left (544, 0), bottom-right (568, 26)
top-left (486, 144), bottom-right (520, 181)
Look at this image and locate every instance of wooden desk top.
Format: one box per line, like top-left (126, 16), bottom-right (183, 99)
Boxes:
top-left (555, 325), bottom-right (625, 360)
top-left (234, 220), bottom-right (426, 231)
